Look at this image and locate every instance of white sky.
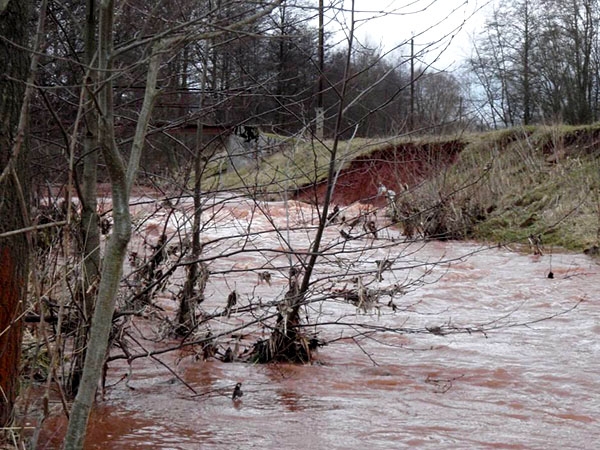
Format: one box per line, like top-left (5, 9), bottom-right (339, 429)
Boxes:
top-left (328, 0), bottom-right (495, 70)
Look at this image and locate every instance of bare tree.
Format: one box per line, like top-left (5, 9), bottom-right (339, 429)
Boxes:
top-left (10, 1), bottom-right (584, 447)
top-left (62, 1), bottom-right (285, 447)
top-left (469, 0), bottom-right (600, 126)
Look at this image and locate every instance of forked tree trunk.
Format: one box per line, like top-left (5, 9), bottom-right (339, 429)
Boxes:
top-left (63, 1), bottom-right (285, 445)
top-left (62, 1), bottom-right (163, 447)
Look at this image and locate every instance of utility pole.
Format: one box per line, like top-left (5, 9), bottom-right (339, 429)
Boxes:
top-left (410, 36), bottom-right (415, 131)
top-left (316, 0), bottom-right (324, 139)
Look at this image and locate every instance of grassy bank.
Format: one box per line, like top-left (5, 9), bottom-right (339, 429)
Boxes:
top-left (406, 125), bottom-right (600, 251)
top-left (202, 134), bottom-right (459, 199)
top-left (204, 125), bottom-right (600, 251)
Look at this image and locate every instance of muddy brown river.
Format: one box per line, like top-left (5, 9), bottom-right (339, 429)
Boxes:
top-left (36, 196), bottom-right (599, 449)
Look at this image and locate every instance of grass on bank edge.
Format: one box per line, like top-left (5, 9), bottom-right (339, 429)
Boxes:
top-left (201, 125), bottom-right (600, 251)
top-left (407, 124), bottom-right (600, 251)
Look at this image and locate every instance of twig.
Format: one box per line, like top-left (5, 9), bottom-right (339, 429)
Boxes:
top-left (0, 220), bottom-right (67, 239)
top-left (352, 336), bottom-right (379, 366)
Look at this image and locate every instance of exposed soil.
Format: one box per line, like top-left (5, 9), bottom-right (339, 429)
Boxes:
top-left (294, 140), bottom-right (466, 206)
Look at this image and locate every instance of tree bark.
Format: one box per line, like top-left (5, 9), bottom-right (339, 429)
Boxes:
top-left (0, 0), bottom-right (30, 429)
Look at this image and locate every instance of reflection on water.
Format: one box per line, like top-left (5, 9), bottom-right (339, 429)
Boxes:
top-left (37, 198), bottom-right (600, 449)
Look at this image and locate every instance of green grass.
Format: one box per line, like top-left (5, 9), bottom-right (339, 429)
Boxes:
top-left (432, 124), bottom-right (600, 250)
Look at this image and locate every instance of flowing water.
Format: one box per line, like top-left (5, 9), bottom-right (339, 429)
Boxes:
top-left (36, 196), bottom-right (600, 449)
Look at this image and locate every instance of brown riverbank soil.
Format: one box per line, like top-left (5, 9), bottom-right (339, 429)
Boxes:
top-left (294, 140), bottom-right (465, 206)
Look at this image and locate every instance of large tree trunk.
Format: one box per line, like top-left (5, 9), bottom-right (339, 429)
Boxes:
top-left (0, 0), bottom-right (30, 429)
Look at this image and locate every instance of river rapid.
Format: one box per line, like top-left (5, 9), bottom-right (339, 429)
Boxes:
top-left (38, 195), bottom-right (599, 449)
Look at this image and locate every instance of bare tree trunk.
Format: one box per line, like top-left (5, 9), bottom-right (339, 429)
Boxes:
top-left (0, 0), bottom-right (34, 430)
top-left (177, 48), bottom-right (209, 334)
top-left (64, 0), bottom-right (285, 443)
top-left (69, 0), bottom-right (100, 398)
top-left (293, 0), bottom-right (355, 323)
top-left (522, 0), bottom-right (531, 125)
top-left (62, 1), bottom-right (163, 447)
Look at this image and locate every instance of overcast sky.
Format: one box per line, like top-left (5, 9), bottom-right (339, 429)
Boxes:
top-left (328, 0), bottom-right (494, 69)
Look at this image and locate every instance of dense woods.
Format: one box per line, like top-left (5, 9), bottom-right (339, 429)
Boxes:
top-left (1, 0), bottom-right (599, 448)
